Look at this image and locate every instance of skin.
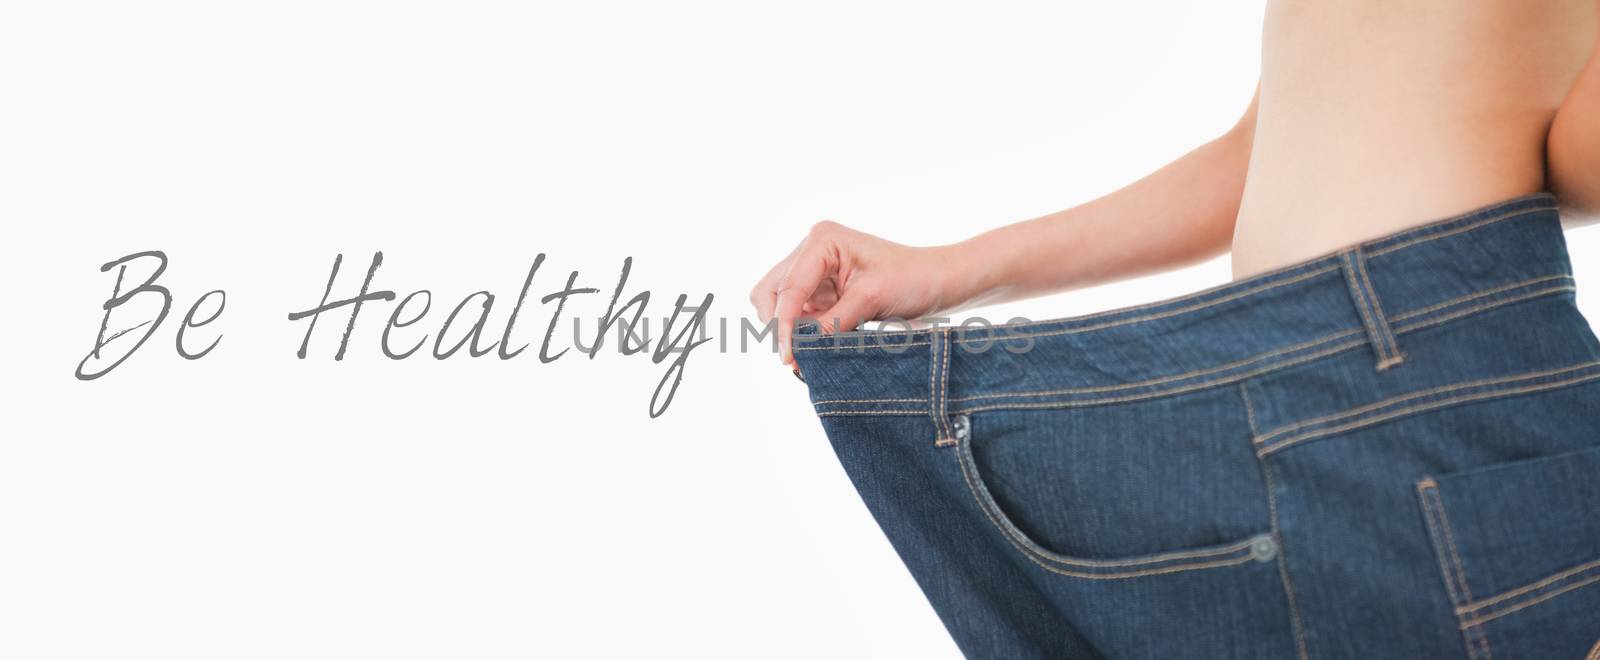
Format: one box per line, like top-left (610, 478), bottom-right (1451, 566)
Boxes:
top-left (753, 1), bottom-right (1600, 367)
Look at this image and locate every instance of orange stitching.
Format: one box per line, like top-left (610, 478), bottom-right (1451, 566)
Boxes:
top-left (928, 333), bottom-right (943, 442)
top-left (792, 340), bottom-right (930, 351)
top-left (1457, 557), bottom-right (1600, 614)
top-left (816, 278), bottom-right (1574, 417)
top-left (952, 328), bottom-right (1363, 402)
top-left (800, 199), bottom-right (1549, 349)
top-left (1430, 490), bottom-right (1497, 660)
top-left (812, 397), bottom-right (927, 405)
top-left (940, 328), bottom-right (952, 438)
top-left (1366, 206), bottom-right (1551, 257)
top-left (1239, 383), bottom-right (1261, 437)
top-left (954, 339), bottom-right (1369, 415)
top-left (1355, 251), bottom-right (1404, 366)
top-left (954, 282), bottom-right (1577, 417)
top-left (1246, 397), bottom-right (1311, 660)
top-left (1391, 286), bottom-right (1577, 335)
top-left (1460, 572), bottom-right (1600, 629)
top-left (795, 264), bottom-right (1563, 358)
top-left (947, 454), bottom-right (1260, 576)
top-left (1259, 371), bottom-right (1600, 456)
top-left (813, 262), bottom-right (1343, 342)
top-left (950, 439), bottom-right (1261, 572)
top-left (1390, 275), bottom-right (1574, 322)
top-left (1342, 251), bottom-right (1390, 364)
top-left (1417, 481), bottom-right (1466, 605)
top-left (953, 278), bottom-right (1567, 403)
top-left (1421, 482), bottom-right (1475, 603)
top-left (1418, 480), bottom-right (1492, 660)
top-left (816, 409), bottom-right (925, 417)
top-left (1465, 624), bottom-right (1491, 660)
top-left (1254, 362), bottom-right (1600, 445)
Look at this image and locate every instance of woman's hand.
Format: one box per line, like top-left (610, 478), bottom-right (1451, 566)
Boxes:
top-left (750, 221), bottom-right (969, 366)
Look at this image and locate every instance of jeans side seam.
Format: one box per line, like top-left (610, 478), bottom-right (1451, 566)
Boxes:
top-left (1241, 381), bottom-right (1311, 660)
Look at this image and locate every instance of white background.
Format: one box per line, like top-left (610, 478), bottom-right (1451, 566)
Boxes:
top-left (2, 1), bottom-right (1596, 658)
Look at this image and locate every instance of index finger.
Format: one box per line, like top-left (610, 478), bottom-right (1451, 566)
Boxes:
top-left (774, 243), bottom-right (836, 366)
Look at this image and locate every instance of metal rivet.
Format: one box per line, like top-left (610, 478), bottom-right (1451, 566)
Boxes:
top-left (1249, 535), bottom-right (1279, 562)
top-left (951, 414), bottom-right (971, 440)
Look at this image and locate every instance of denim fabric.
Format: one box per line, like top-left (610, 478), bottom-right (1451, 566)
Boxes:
top-left (792, 194), bottom-right (1600, 659)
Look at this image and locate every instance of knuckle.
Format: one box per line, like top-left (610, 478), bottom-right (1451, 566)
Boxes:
top-left (809, 220), bottom-right (843, 236)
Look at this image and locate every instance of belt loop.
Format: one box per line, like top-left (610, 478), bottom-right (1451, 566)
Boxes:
top-left (1339, 248), bottom-right (1405, 371)
top-left (930, 328), bottom-right (956, 446)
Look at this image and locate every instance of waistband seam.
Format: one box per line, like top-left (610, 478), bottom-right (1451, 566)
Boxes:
top-left (792, 197), bottom-right (1556, 352)
top-left (811, 275), bottom-right (1576, 415)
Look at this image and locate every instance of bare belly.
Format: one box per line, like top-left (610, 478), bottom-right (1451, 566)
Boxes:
top-left (1231, 0), bottom-right (1597, 278)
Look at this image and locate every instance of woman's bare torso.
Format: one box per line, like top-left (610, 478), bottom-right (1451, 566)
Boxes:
top-left (1232, 0), bottom-right (1598, 278)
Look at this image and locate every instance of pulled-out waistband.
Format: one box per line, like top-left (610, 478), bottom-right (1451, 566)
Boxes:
top-left (792, 193), bottom-right (1577, 423)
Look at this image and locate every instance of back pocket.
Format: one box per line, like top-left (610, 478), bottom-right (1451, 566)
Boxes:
top-left (1415, 444), bottom-right (1600, 660)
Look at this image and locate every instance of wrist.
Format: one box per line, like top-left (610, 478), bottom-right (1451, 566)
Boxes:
top-left (925, 232), bottom-right (1017, 314)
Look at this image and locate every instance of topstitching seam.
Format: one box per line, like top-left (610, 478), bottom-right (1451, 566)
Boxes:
top-left (789, 201), bottom-right (1551, 352)
top-left (1355, 250), bottom-right (1404, 367)
top-left (1456, 557), bottom-right (1600, 614)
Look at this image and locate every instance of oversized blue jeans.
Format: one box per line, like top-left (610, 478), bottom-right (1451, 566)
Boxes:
top-left (792, 194), bottom-right (1600, 659)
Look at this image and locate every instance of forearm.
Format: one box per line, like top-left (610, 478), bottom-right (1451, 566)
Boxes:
top-left (1549, 10), bottom-right (1600, 224)
top-left (939, 119), bottom-right (1255, 308)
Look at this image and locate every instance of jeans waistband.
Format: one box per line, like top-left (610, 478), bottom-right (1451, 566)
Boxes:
top-left (792, 193), bottom-right (1577, 427)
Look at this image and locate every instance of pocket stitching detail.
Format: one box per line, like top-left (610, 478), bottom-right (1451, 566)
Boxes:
top-left (952, 433), bottom-right (1263, 579)
top-left (1417, 479), bottom-right (1496, 660)
top-left (1419, 479), bottom-right (1475, 604)
top-left (1458, 570), bottom-right (1600, 630)
top-left (1255, 361), bottom-right (1600, 446)
top-left (1456, 557), bottom-right (1600, 615)
top-left (1258, 367), bottom-right (1600, 457)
